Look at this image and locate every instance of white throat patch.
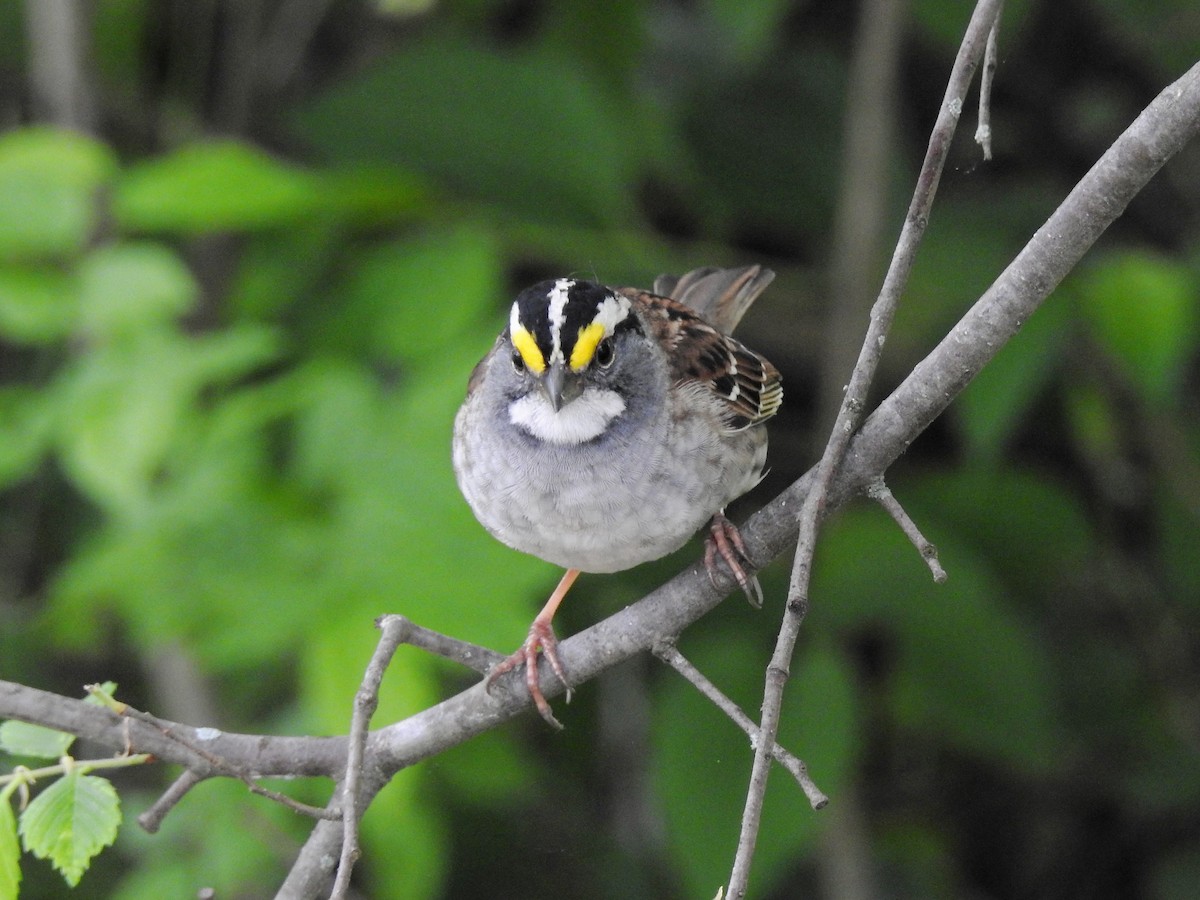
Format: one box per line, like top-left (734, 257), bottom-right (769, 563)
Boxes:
top-left (509, 388), bottom-right (626, 445)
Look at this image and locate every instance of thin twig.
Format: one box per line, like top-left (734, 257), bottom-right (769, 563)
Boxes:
top-left (819, 0), bottom-right (907, 438)
top-left (866, 477), bottom-right (948, 583)
top-left (726, 2), bottom-right (1007, 896)
top-left (113, 701), bottom-right (339, 826)
top-left (331, 614), bottom-right (410, 900)
top-left (138, 769), bottom-right (204, 834)
top-left (975, 3), bottom-right (1004, 159)
top-left (0, 753), bottom-right (152, 787)
top-left (653, 643), bottom-right (828, 810)
top-left (392, 616), bottom-right (505, 675)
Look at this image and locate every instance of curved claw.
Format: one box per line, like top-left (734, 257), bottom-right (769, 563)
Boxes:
top-left (704, 511), bottom-right (763, 608)
top-left (485, 614), bottom-right (573, 730)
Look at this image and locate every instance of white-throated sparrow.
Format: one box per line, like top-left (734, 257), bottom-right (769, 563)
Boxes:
top-left (452, 266), bottom-right (782, 726)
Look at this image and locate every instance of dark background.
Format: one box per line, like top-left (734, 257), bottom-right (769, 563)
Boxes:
top-left (1, 0), bottom-right (1198, 897)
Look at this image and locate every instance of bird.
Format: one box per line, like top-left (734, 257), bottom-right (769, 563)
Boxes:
top-left (452, 266), bottom-right (782, 727)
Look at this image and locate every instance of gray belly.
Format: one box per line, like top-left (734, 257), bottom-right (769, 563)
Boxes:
top-left (453, 405), bottom-right (766, 573)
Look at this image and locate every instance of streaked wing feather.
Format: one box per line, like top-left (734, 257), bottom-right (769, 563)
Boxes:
top-left (619, 288), bottom-right (782, 434)
top-left (654, 265), bottom-right (775, 335)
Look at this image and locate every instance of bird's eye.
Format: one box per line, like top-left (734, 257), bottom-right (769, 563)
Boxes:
top-left (511, 350), bottom-right (526, 373)
top-left (595, 337), bottom-right (615, 369)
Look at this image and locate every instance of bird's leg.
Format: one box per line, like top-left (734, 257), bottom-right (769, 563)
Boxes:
top-left (704, 510), bottom-right (763, 608)
top-left (486, 568), bottom-right (580, 729)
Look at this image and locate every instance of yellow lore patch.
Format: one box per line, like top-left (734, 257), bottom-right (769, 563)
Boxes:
top-left (511, 325), bottom-right (546, 374)
top-left (569, 321), bottom-right (606, 371)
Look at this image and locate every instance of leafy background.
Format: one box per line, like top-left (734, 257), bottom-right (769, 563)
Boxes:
top-left (1, 0), bottom-right (1199, 897)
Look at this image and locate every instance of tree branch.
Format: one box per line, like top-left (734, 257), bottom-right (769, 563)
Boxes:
top-left (3, 55), bottom-right (1198, 900)
top-left (0, 681), bottom-right (347, 780)
top-left (730, 1), bottom-right (1006, 893)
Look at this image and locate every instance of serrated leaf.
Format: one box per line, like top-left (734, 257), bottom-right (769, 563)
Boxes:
top-left (0, 797), bottom-right (21, 899)
top-left (19, 771), bottom-right (120, 888)
top-left (0, 721), bottom-right (75, 759)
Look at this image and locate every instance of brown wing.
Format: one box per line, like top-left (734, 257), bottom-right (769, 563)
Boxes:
top-left (620, 288), bottom-right (782, 433)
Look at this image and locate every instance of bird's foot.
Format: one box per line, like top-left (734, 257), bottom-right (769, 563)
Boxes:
top-left (486, 618), bottom-right (572, 729)
top-left (704, 511), bottom-right (763, 608)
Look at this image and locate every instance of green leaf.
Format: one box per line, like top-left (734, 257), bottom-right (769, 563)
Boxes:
top-left (911, 0), bottom-right (1032, 50)
top-left (19, 770), bottom-right (120, 888)
top-left (815, 500), bottom-right (1064, 772)
top-left (113, 142), bottom-right (324, 233)
top-left (83, 682), bottom-right (119, 707)
top-left (956, 298), bottom-right (1070, 461)
top-left (54, 326), bottom-right (279, 515)
top-left (705, 0), bottom-right (792, 64)
top-left (0, 720), bottom-right (75, 759)
top-left (332, 224), bottom-right (502, 364)
top-left (0, 265), bottom-right (79, 344)
top-left (0, 797), bottom-right (21, 899)
top-left (1074, 250), bottom-right (1199, 404)
top-left (313, 166), bottom-right (430, 225)
top-left (0, 128), bottom-right (116, 259)
top-left (291, 37), bottom-right (648, 226)
top-left (77, 243), bottom-right (197, 339)
top-left (0, 387), bottom-right (53, 489)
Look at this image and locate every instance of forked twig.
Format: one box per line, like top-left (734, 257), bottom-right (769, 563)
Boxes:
top-left (653, 642), bottom-right (828, 810)
top-left (726, 1), bottom-right (1007, 895)
top-left (331, 614), bottom-right (410, 899)
top-left (975, 2), bottom-right (1004, 159)
top-left (138, 770), bottom-right (204, 833)
top-left (392, 617), bottom-right (504, 675)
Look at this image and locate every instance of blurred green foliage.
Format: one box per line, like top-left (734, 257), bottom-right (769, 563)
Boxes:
top-left (0, 0), bottom-right (1198, 898)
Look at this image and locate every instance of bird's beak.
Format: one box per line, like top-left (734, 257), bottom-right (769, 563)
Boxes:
top-left (541, 362), bottom-right (582, 411)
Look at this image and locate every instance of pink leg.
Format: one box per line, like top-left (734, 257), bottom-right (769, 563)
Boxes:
top-left (703, 511), bottom-right (763, 608)
top-left (486, 568), bottom-right (581, 728)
